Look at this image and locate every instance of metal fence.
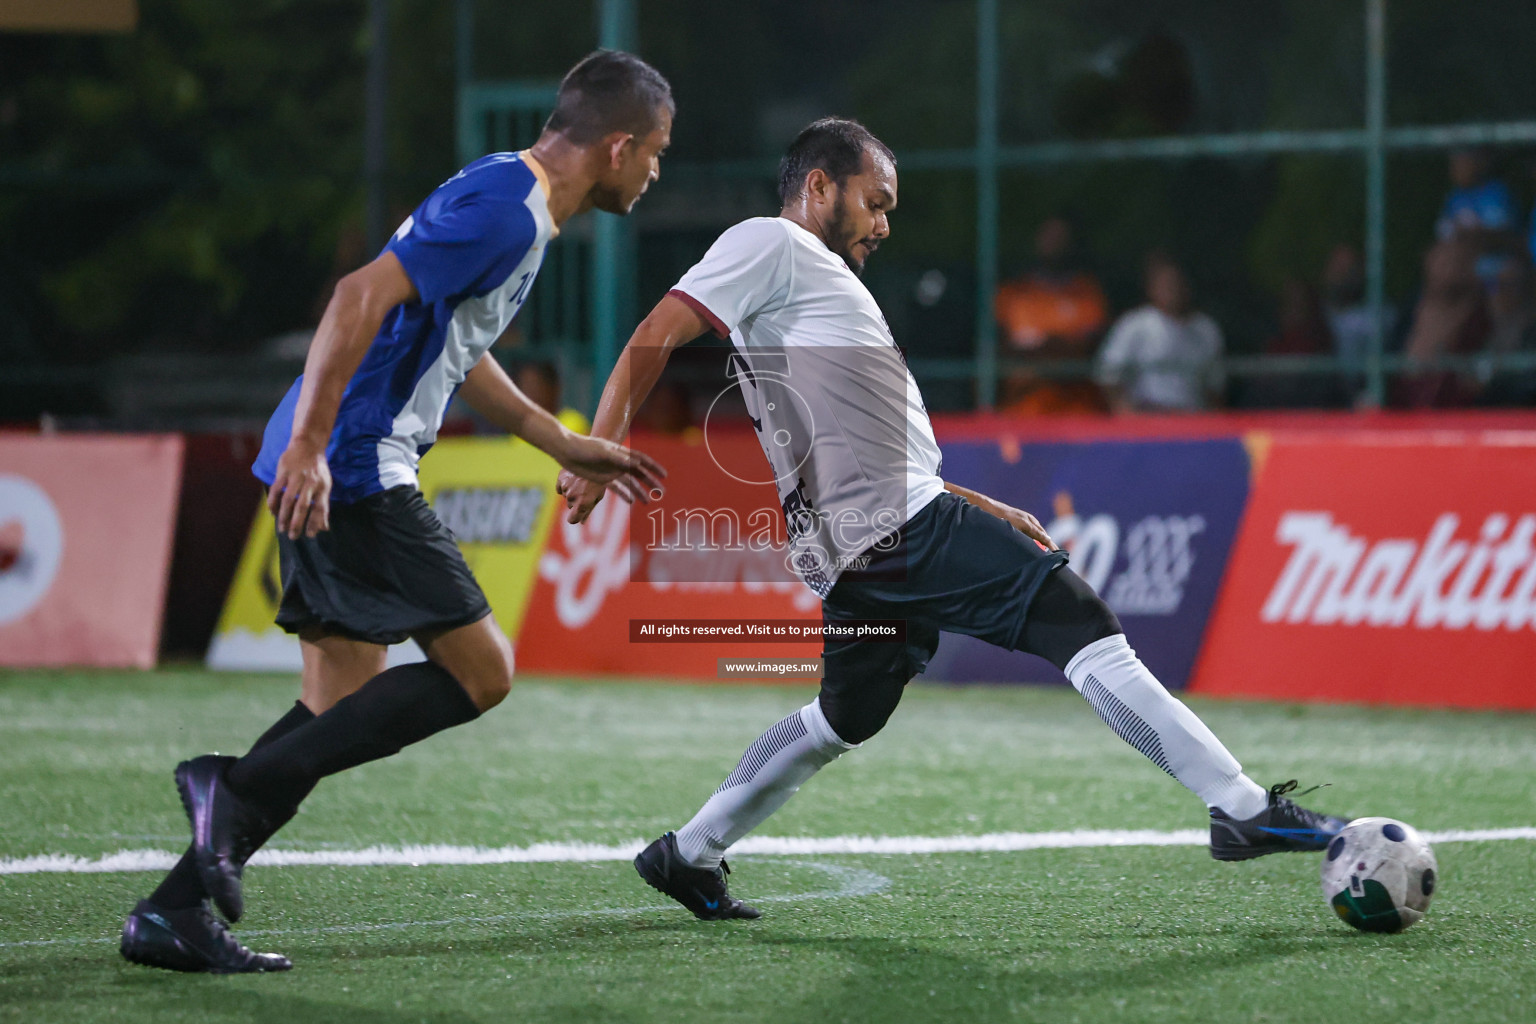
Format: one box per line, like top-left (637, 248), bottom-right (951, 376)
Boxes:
top-left (459, 0), bottom-right (1536, 412)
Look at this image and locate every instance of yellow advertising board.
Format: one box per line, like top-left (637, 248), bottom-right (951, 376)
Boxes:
top-left (206, 419), bottom-right (581, 672)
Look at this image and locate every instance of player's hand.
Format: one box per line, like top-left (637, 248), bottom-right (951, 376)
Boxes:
top-left (554, 435), bottom-right (666, 510)
top-left (267, 440), bottom-right (332, 540)
top-left (556, 470), bottom-right (607, 525)
top-left (1001, 505), bottom-right (1058, 551)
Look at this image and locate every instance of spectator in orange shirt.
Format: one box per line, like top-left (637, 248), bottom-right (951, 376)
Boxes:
top-left (994, 216), bottom-right (1110, 414)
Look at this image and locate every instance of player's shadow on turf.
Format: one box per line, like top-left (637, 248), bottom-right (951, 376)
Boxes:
top-left (754, 932), bottom-right (1317, 1016)
top-left (117, 977), bottom-right (477, 1024)
top-left (281, 914), bottom-right (710, 966)
top-left (0, 959), bottom-right (475, 1024)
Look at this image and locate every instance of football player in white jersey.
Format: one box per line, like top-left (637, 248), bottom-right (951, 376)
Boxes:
top-left (121, 51), bottom-right (671, 973)
top-left (560, 118), bottom-right (1347, 921)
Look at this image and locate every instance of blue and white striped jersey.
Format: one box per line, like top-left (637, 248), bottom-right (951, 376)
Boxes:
top-left (254, 151), bottom-right (556, 502)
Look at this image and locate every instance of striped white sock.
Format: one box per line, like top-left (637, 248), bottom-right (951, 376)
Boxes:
top-left (674, 699), bottom-right (857, 869)
top-left (1064, 635), bottom-right (1269, 821)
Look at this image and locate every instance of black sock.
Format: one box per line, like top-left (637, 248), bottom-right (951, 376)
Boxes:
top-left (248, 700), bottom-right (320, 752)
top-left (224, 661), bottom-right (481, 813)
top-left (149, 701), bottom-right (316, 910)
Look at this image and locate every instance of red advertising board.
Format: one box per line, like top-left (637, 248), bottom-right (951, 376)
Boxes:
top-left (515, 432), bottom-right (822, 677)
top-left (0, 434), bottom-right (184, 668)
top-left (1190, 433), bottom-right (1536, 709)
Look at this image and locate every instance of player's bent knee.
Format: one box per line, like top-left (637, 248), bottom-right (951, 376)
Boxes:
top-left (424, 620), bottom-right (515, 712)
top-left (472, 634), bottom-right (515, 710)
top-left (1019, 568), bottom-right (1124, 671)
top-left (817, 681), bottom-right (904, 746)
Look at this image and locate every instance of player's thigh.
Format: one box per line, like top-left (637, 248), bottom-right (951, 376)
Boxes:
top-left (299, 627), bottom-right (387, 713)
top-left (1015, 566), bottom-right (1122, 671)
top-left (416, 612), bottom-right (514, 712)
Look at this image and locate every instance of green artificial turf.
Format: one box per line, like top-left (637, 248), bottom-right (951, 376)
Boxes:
top-left (1, 669), bottom-right (1532, 1023)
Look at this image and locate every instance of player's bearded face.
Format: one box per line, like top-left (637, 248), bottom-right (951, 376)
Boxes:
top-left (826, 155), bottom-right (895, 276)
top-left (828, 187), bottom-right (891, 276)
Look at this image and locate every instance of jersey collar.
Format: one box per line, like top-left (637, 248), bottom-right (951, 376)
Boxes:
top-left (519, 150), bottom-right (559, 238)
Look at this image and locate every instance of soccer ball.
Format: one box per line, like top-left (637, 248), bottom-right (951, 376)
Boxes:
top-left (1319, 817), bottom-right (1437, 933)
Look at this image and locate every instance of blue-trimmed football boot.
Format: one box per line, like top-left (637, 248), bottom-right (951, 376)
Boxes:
top-left (634, 832), bottom-right (761, 920)
top-left (1210, 780), bottom-right (1349, 861)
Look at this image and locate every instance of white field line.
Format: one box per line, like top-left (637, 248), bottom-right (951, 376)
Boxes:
top-left (2, 826), bottom-right (1532, 877)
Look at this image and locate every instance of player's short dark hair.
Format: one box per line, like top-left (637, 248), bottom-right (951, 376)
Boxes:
top-left (544, 50), bottom-right (674, 145)
top-left (777, 118), bottom-right (895, 206)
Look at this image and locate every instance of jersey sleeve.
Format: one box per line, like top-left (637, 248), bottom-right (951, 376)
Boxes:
top-left (387, 190), bottom-right (536, 306)
top-left (670, 219), bottom-right (793, 338)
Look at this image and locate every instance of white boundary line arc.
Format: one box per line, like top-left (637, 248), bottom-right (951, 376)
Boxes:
top-left (1, 826), bottom-right (1532, 876)
top-left (0, 860), bottom-right (892, 951)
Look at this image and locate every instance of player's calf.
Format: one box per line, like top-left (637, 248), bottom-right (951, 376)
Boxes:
top-left (673, 699), bottom-right (857, 870)
top-left (1062, 634), bottom-right (1273, 820)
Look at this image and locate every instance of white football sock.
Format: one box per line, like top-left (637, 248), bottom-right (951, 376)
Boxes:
top-left (1064, 634), bottom-right (1269, 821)
top-left (674, 699), bottom-right (857, 869)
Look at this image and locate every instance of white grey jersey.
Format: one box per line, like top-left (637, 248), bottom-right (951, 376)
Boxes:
top-left (670, 216), bottom-right (945, 596)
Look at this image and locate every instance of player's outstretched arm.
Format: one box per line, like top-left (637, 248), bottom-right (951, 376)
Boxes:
top-left (558, 292), bottom-right (710, 523)
top-left (942, 481), bottom-right (1059, 551)
top-left (270, 251), bottom-right (417, 539)
top-left (459, 354), bottom-right (667, 505)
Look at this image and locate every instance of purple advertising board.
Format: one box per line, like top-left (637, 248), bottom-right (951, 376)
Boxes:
top-left (924, 437), bottom-right (1251, 690)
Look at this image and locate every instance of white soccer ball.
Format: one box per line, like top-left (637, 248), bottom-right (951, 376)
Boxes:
top-left (1319, 817), bottom-right (1438, 933)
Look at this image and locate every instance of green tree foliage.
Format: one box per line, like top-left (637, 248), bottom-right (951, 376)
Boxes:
top-left (1, 1), bottom-right (373, 358)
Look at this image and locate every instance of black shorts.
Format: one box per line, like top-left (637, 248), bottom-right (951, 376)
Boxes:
top-left (820, 490), bottom-right (1069, 694)
top-left (274, 486), bottom-right (491, 646)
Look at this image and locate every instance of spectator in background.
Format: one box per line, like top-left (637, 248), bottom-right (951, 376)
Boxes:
top-left (1394, 237), bottom-right (1489, 407)
top-left (994, 216), bottom-right (1109, 415)
top-left (1095, 252), bottom-right (1223, 413)
top-left (512, 359), bottom-right (590, 433)
top-left (1390, 150), bottom-right (1528, 409)
top-left (1478, 258), bottom-right (1536, 406)
top-left (1436, 148), bottom-right (1520, 289)
top-left (513, 360), bottom-right (562, 417)
top-left (455, 360), bottom-right (589, 436)
top-left (1245, 277), bottom-right (1346, 409)
top-left (635, 379), bottom-right (700, 439)
top-left (1321, 243), bottom-right (1396, 406)
top-left (1527, 157), bottom-right (1536, 266)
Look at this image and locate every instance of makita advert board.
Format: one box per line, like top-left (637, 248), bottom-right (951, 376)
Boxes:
top-left (205, 417), bottom-right (1536, 709)
top-left (1190, 434), bottom-right (1536, 710)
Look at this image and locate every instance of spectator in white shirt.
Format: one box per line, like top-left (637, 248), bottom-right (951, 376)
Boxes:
top-left (1096, 253), bottom-right (1224, 413)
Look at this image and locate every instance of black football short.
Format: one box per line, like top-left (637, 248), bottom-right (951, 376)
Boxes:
top-left (820, 490), bottom-right (1070, 693)
top-left (274, 485), bottom-right (491, 646)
